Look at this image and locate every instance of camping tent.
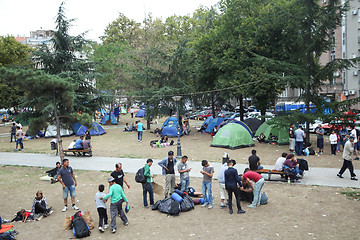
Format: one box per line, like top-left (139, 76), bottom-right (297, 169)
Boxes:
top-left (217, 119), bottom-right (253, 137)
top-left (135, 109), bottom-right (146, 118)
top-left (262, 124), bottom-right (289, 145)
top-left (244, 118), bottom-right (262, 134)
top-left (161, 116), bottom-right (182, 137)
top-left (100, 112), bottom-right (118, 125)
top-left (254, 122), bottom-right (270, 137)
top-left (205, 117), bottom-right (224, 133)
top-left (75, 122), bottom-right (106, 136)
top-left (120, 107), bottom-right (127, 114)
top-left (211, 123), bottom-right (255, 149)
top-left (45, 125), bottom-right (74, 138)
top-left (162, 117), bottom-right (179, 129)
top-left (201, 116), bottom-right (213, 128)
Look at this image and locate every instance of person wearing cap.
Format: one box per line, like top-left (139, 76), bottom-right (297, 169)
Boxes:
top-left (158, 151), bottom-right (177, 198)
top-left (337, 136), bottom-right (358, 180)
top-left (100, 176), bottom-right (129, 233)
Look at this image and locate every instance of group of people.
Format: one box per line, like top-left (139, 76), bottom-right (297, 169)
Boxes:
top-left (10, 121), bottom-right (24, 152)
top-left (123, 121), bottom-right (144, 142)
top-left (68, 132), bottom-right (91, 151)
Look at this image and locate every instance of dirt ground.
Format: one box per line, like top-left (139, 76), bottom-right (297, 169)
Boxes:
top-left (0, 114), bottom-right (359, 170)
top-left (0, 166), bottom-right (359, 240)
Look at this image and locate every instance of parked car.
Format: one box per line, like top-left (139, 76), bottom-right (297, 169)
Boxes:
top-left (188, 110), bottom-right (203, 120)
top-left (244, 112), bottom-right (274, 121)
top-left (198, 110), bottom-right (213, 120)
top-left (217, 111), bottom-right (235, 118)
top-left (235, 106), bottom-right (248, 113)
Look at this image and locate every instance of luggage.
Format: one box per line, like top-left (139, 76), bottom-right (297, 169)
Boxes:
top-left (297, 158), bottom-right (309, 171)
top-left (260, 192), bottom-right (268, 205)
top-left (158, 198), bottom-right (172, 214)
top-left (0, 232), bottom-right (14, 240)
top-left (72, 211), bottom-right (90, 238)
top-left (135, 167), bottom-right (146, 183)
top-left (152, 200), bottom-right (162, 210)
top-left (174, 189), bottom-right (184, 197)
top-left (168, 199), bottom-right (181, 216)
top-left (180, 195), bottom-right (195, 212)
top-left (171, 192), bottom-right (183, 203)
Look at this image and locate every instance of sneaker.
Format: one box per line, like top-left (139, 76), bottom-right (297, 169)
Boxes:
top-left (237, 210), bottom-right (246, 214)
top-left (124, 222), bottom-right (129, 226)
top-left (296, 174), bottom-right (301, 178)
top-left (104, 224), bottom-right (109, 229)
top-left (247, 204), bottom-right (256, 208)
top-left (337, 174), bottom-right (344, 178)
top-left (62, 206), bottom-right (67, 212)
top-left (220, 203), bottom-right (226, 208)
top-left (144, 205), bottom-right (149, 208)
top-left (112, 229), bottom-right (116, 234)
top-left (138, 140), bottom-right (140, 142)
top-left (354, 157), bottom-right (359, 160)
top-left (295, 179), bottom-right (301, 183)
top-left (72, 205), bottom-right (79, 210)
top-left (229, 209), bottom-right (233, 214)
top-left (99, 226), bottom-right (104, 232)
top-left (208, 204), bottom-right (213, 209)
top-left (13, 149), bottom-right (18, 152)
top-left (351, 177), bottom-right (358, 181)
top-left (201, 203), bottom-right (208, 207)
top-left (140, 141), bottom-right (142, 143)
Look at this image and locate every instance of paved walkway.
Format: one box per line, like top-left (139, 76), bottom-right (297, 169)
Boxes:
top-left (0, 152), bottom-right (359, 188)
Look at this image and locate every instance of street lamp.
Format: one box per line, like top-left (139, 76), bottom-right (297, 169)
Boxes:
top-left (172, 95), bottom-right (182, 158)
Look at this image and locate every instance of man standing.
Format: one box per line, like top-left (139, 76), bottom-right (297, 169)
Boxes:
top-left (350, 126), bottom-right (359, 160)
top-left (143, 159), bottom-right (154, 208)
top-left (294, 126), bottom-right (305, 156)
top-left (225, 160), bottom-right (245, 214)
top-left (74, 135), bottom-right (84, 150)
top-left (100, 176), bottom-right (129, 233)
top-left (218, 159), bottom-right (229, 208)
top-left (316, 126), bottom-right (325, 154)
top-left (337, 136), bottom-right (358, 180)
top-left (200, 160), bottom-right (214, 209)
top-left (130, 108), bottom-right (134, 118)
top-left (248, 150), bottom-right (263, 171)
top-left (57, 159), bottom-right (79, 212)
top-left (10, 123), bottom-right (16, 143)
top-left (177, 156), bottom-right (191, 193)
top-left (158, 151), bottom-right (177, 198)
top-left (289, 124), bottom-right (295, 153)
top-left (111, 163), bottom-right (130, 190)
top-left (14, 126), bottom-right (23, 152)
top-left (241, 170), bottom-right (264, 208)
top-left (136, 120), bottom-right (143, 143)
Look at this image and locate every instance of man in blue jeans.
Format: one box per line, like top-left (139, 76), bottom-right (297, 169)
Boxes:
top-left (283, 154), bottom-right (303, 182)
top-left (136, 120), bottom-right (143, 143)
top-left (142, 159), bottom-right (154, 208)
top-left (177, 155), bottom-right (191, 193)
top-left (57, 159), bottom-right (79, 212)
top-left (294, 126), bottom-right (305, 156)
top-left (200, 160), bottom-right (214, 209)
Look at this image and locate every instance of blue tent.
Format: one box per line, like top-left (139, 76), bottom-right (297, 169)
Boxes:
top-left (75, 122), bottom-right (106, 136)
top-left (135, 109), bottom-right (146, 118)
top-left (100, 112), bottom-right (118, 125)
top-left (73, 122), bottom-right (82, 133)
top-left (205, 117), bottom-right (224, 133)
top-left (100, 109), bottom-right (106, 115)
top-left (162, 117), bottom-right (178, 129)
top-left (161, 116), bottom-right (182, 137)
top-left (201, 116), bottom-right (213, 128)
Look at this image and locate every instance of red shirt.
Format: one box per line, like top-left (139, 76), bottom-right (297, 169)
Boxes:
top-left (25, 212), bottom-right (31, 218)
top-left (243, 171), bottom-right (262, 182)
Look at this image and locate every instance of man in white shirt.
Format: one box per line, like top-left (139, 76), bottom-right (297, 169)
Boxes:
top-left (274, 153), bottom-right (288, 171)
top-left (294, 126), bottom-right (305, 156)
top-left (350, 126), bottom-right (359, 160)
top-left (14, 126), bottom-right (24, 151)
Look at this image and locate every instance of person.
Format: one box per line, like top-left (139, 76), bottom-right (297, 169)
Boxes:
top-left (68, 140), bottom-right (76, 149)
top-left (350, 126), bottom-right (359, 160)
top-left (10, 123), bottom-right (16, 143)
top-left (12, 209), bottom-right (31, 222)
top-left (111, 163), bottom-right (130, 190)
top-left (142, 159), bottom-right (154, 208)
top-left (274, 152), bottom-right (288, 171)
top-left (269, 133), bottom-right (278, 142)
top-left (200, 160), bottom-right (214, 209)
top-left (74, 136), bottom-right (84, 150)
top-left (340, 126), bottom-right (349, 150)
top-left (136, 120), bottom-right (144, 143)
top-left (177, 155), bottom-right (191, 193)
top-left (124, 123), bottom-right (130, 132)
top-left (57, 159), bottom-right (79, 212)
top-left (218, 159), bottom-right (229, 208)
top-left (337, 136), bottom-right (358, 180)
top-left (130, 108), bottom-right (134, 118)
top-left (241, 170), bottom-right (264, 208)
top-left (294, 125), bottom-right (305, 156)
top-left (16, 121), bottom-right (22, 129)
top-left (316, 126), bottom-right (325, 154)
top-left (211, 126), bottom-right (218, 137)
top-left (95, 184), bottom-right (109, 232)
top-left (329, 130), bottom-right (338, 155)
top-left (100, 176), bottom-right (129, 233)
top-left (257, 133), bottom-right (265, 143)
top-left (239, 177), bottom-right (254, 203)
top-left (45, 161), bottom-right (61, 184)
top-left (83, 136), bottom-right (91, 150)
top-left (158, 151), bottom-right (177, 198)
top-left (130, 123), bottom-right (136, 132)
top-left (336, 129), bottom-right (341, 153)
top-left (30, 190), bottom-right (52, 219)
top-left (225, 160), bottom-right (245, 214)
top-left (283, 154), bottom-right (303, 182)
top-left (85, 130), bottom-right (91, 140)
top-left (14, 126), bottom-right (23, 152)
top-left (248, 149), bottom-right (263, 170)
top-left (160, 135), bottom-right (168, 144)
top-left (289, 123), bottom-right (295, 153)
top-left (154, 128), bottom-right (161, 137)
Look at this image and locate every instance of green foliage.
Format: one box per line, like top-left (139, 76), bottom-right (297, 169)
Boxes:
top-left (341, 190), bottom-right (360, 201)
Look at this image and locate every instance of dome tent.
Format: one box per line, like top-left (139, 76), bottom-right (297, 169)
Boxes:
top-left (161, 116), bottom-right (182, 137)
top-left (45, 125), bottom-right (74, 138)
top-left (254, 122), bottom-right (271, 137)
top-left (263, 124), bottom-right (290, 145)
top-left (204, 117), bottom-right (224, 133)
top-left (201, 116), bottom-right (213, 129)
top-left (75, 122), bottom-right (106, 136)
top-left (244, 118), bottom-right (262, 134)
top-left (218, 119), bottom-right (253, 137)
top-left (100, 112), bottom-right (118, 125)
top-left (135, 109), bottom-right (146, 118)
top-left (211, 123), bottom-right (255, 149)
top-left (162, 117), bottom-right (179, 129)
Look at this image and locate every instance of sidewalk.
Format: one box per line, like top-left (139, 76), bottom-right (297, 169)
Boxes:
top-left (0, 152), bottom-right (359, 188)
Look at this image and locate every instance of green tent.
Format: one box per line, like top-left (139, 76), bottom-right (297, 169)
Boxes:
top-left (254, 121), bottom-right (270, 137)
top-left (120, 107), bottom-right (127, 114)
top-left (211, 123), bottom-right (255, 150)
top-left (263, 124), bottom-right (289, 145)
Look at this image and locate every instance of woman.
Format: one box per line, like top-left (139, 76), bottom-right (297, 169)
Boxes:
top-left (85, 130), bottom-right (91, 140)
top-left (30, 190), bottom-right (52, 219)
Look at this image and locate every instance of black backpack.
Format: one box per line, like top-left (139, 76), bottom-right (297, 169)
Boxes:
top-left (168, 199), bottom-right (181, 216)
top-left (152, 200), bottom-right (162, 210)
top-left (180, 195), bottom-right (195, 212)
top-left (0, 232), bottom-right (14, 240)
top-left (135, 167), bottom-right (146, 183)
top-left (72, 211), bottom-right (90, 238)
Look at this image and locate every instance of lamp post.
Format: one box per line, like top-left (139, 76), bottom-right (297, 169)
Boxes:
top-left (172, 95), bottom-right (182, 158)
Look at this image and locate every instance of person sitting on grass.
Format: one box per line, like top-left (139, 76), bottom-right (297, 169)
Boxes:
top-left (11, 209), bottom-right (32, 222)
top-left (124, 123), bottom-right (130, 132)
top-left (283, 154), bottom-right (303, 182)
top-left (30, 190), bottom-right (52, 219)
top-left (74, 135), bottom-right (84, 150)
top-left (269, 133), bottom-right (278, 142)
top-left (45, 161), bottom-right (61, 184)
top-left (257, 133), bottom-right (265, 143)
top-left (130, 123), bottom-right (136, 132)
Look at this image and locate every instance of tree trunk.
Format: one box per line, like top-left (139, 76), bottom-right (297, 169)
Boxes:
top-left (260, 108), bottom-right (266, 123)
top-left (239, 94), bottom-right (244, 121)
top-left (305, 84), bottom-right (311, 143)
top-left (211, 93), bottom-right (215, 118)
top-left (53, 92), bottom-right (64, 161)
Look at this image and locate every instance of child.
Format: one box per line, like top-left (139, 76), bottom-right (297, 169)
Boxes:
top-left (200, 160), bottom-right (214, 209)
top-left (11, 209), bottom-right (31, 222)
top-left (329, 130), bottom-right (337, 155)
top-left (95, 184), bottom-right (108, 232)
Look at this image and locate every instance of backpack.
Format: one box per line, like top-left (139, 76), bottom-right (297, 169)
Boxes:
top-left (135, 167), bottom-right (146, 183)
top-left (297, 158), bottom-right (309, 171)
top-left (168, 199), bottom-right (181, 216)
top-left (152, 200), bottom-right (162, 210)
top-left (71, 211), bottom-right (90, 238)
top-left (180, 195), bottom-right (195, 212)
top-left (0, 233), bottom-right (14, 240)
top-left (260, 192), bottom-right (268, 205)
top-left (308, 148), bottom-right (315, 155)
top-left (158, 198), bottom-right (172, 214)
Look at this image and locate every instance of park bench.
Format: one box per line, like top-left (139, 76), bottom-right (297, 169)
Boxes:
top-left (63, 149), bottom-right (92, 157)
top-left (254, 169), bottom-right (287, 181)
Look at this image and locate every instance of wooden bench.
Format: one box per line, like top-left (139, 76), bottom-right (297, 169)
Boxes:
top-left (254, 169), bottom-right (287, 181)
top-left (63, 149), bottom-right (92, 157)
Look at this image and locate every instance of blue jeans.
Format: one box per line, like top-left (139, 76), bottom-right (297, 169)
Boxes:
top-left (251, 178), bottom-right (264, 207)
top-left (138, 131), bottom-right (143, 141)
top-left (62, 185), bottom-right (76, 199)
top-left (202, 181), bottom-right (213, 205)
top-left (142, 182), bottom-right (154, 207)
top-left (10, 133), bottom-right (16, 142)
top-left (257, 166), bottom-right (264, 170)
top-left (181, 179), bottom-right (190, 192)
top-left (16, 138), bottom-right (23, 149)
top-left (295, 141), bottom-right (303, 156)
top-left (284, 166), bottom-right (303, 180)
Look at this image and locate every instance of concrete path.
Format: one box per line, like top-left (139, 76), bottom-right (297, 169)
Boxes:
top-left (0, 152), bottom-right (359, 188)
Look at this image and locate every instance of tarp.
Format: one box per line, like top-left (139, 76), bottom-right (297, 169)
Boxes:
top-left (211, 123), bottom-right (255, 149)
top-left (45, 125), bottom-right (74, 138)
top-left (75, 122), bottom-right (106, 136)
top-left (135, 109), bottom-right (146, 118)
top-left (100, 112), bottom-right (118, 125)
top-left (244, 118), bottom-right (262, 134)
top-left (254, 122), bottom-right (271, 137)
top-left (205, 117), bottom-right (224, 133)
